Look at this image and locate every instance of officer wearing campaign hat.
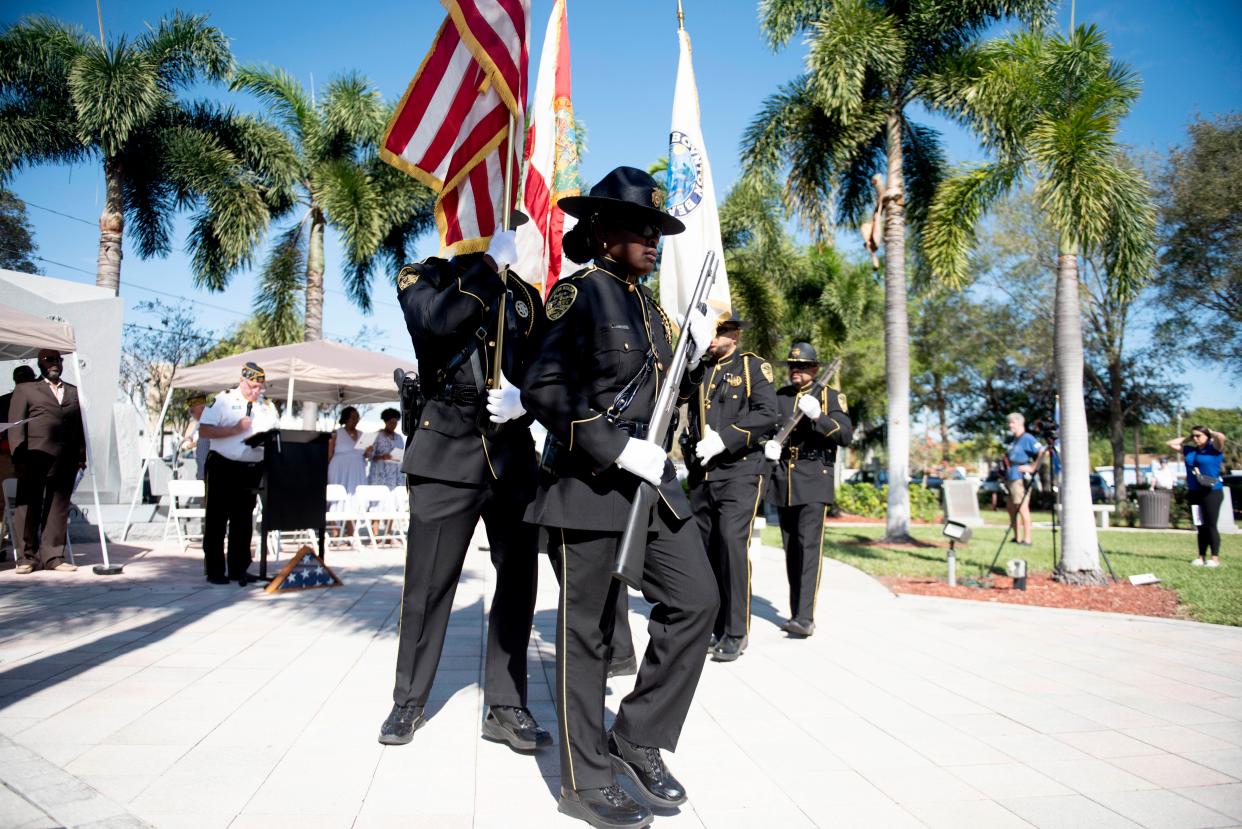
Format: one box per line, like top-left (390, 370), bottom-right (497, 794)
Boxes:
top-left (379, 214), bottom-right (552, 755)
top-left (196, 362), bottom-right (279, 585)
top-left (683, 315), bottom-right (780, 663)
top-left (763, 343), bottom-right (852, 637)
top-left (521, 165), bottom-right (719, 828)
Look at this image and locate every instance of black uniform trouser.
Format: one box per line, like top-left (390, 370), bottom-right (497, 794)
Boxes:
top-left (1190, 488), bottom-right (1223, 558)
top-left (203, 453), bottom-right (262, 580)
top-left (392, 475), bottom-right (537, 709)
top-left (610, 588), bottom-right (635, 663)
top-left (546, 507), bottom-right (717, 792)
top-left (692, 474), bottom-right (764, 639)
top-left (14, 450), bottom-right (76, 569)
top-left (778, 503), bottom-right (829, 624)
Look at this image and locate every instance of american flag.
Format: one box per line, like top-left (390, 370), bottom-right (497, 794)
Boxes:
top-left (381, 1), bottom-right (530, 256)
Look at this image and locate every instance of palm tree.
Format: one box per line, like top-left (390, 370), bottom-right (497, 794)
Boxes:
top-left (742, 0), bottom-right (1052, 541)
top-left (0, 13), bottom-right (281, 295)
top-left (922, 25), bottom-right (1157, 583)
top-left (218, 66), bottom-right (436, 344)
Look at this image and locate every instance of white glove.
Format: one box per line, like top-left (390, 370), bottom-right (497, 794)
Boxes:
top-left (797, 393), bottom-right (822, 420)
top-left (486, 229), bottom-right (518, 270)
top-left (486, 374), bottom-right (525, 424)
top-left (764, 440), bottom-right (782, 461)
top-left (695, 427), bottom-right (726, 464)
top-left (615, 438), bottom-right (666, 486)
top-left (678, 306), bottom-right (714, 366)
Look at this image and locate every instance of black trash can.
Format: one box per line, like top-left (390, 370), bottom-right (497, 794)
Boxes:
top-left (1138, 489), bottom-right (1172, 529)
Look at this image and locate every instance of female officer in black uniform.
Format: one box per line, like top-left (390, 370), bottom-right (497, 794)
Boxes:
top-left (521, 167), bottom-right (718, 829)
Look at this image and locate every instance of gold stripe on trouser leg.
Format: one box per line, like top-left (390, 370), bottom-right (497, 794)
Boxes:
top-left (743, 475), bottom-right (764, 635)
top-left (559, 528), bottom-right (577, 791)
top-left (811, 505), bottom-right (828, 617)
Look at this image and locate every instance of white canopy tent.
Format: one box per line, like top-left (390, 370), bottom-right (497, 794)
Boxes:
top-left (121, 340), bottom-right (415, 540)
top-left (0, 303), bottom-right (116, 574)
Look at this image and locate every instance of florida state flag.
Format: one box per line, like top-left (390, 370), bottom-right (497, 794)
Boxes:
top-left (381, 1), bottom-right (530, 256)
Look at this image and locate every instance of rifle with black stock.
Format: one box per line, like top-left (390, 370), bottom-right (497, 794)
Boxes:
top-left (611, 250), bottom-right (719, 588)
top-left (769, 356), bottom-right (843, 454)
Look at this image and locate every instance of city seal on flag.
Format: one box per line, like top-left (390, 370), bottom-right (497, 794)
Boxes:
top-left (667, 129), bottom-right (705, 219)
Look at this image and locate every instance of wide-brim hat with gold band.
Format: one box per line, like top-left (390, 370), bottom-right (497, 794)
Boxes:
top-left (240, 362), bottom-right (266, 383)
top-left (716, 315), bottom-right (751, 333)
top-left (557, 166), bottom-right (686, 236)
top-left (781, 342), bottom-right (819, 365)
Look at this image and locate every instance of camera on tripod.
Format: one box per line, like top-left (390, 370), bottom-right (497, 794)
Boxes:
top-left (1029, 413), bottom-right (1059, 443)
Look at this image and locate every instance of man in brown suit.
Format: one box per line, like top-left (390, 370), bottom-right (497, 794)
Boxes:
top-left (1, 365), bottom-right (38, 548)
top-left (10, 350), bottom-right (85, 574)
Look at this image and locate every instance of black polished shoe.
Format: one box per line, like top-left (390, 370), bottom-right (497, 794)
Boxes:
top-left (233, 571), bottom-right (257, 586)
top-left (377, 703), bottom-right (425, 745)
top-left (608, 654), bottom-right (638, 678)
top-left (481, 705), bottom-right (553, 751)
top-left (205, 574), bottom-right (230, 585)
top-left (608, 731), bottom-right (688, 808)
top-left (781, 618), bottom-right (816, 637)
top-left (711, 634), bottom-right (747, 662)
top-left (558, 784), bottom-right (653, 828)
top-left (707, 633), bottom-right (720, 654)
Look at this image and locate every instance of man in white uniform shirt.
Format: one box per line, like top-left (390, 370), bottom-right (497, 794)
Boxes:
top-left (197, 363), bottom-right (279, 585)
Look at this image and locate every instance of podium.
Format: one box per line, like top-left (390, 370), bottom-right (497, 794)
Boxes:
top-left (245, 429), bottom-right (330, 579)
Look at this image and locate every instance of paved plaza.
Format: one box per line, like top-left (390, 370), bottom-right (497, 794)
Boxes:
top-left (1, 530), bottom-right (1241, 828)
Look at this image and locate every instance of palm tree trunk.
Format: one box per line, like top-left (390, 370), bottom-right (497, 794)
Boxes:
top-left (935, 373), bottom-right (950, 463)
top-left (882, 110), bottom-right (912, 542)
top-left (96, 157), bottom-right (124, 295)
top-left (304, 208), bottom-right (325, 341)
top-left (1053, 235), bottom-right (1104, 583)
top-left (1108, 358), bottom-right (1125, 504)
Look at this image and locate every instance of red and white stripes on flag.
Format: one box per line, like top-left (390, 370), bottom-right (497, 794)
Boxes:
top-left (381, 1), bottom-right (530, 257)
top-left (515, 0), bottom-right (581, 296)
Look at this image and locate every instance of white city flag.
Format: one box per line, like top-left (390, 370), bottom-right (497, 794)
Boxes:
top-left (660, 24), bottom-right (731, 323)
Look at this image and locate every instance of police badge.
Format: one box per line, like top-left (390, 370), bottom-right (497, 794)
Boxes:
top-left (514, 299), bottom-right (530, 319)
top-left (397, 264), bottom-right (420, 291)
top-left (545, 283), bottom-right (578, 321)
top-left (761, 361), bottom-right (774, 384)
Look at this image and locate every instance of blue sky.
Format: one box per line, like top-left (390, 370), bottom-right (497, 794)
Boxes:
top-left (6, 0), bottom-right (1241, 409)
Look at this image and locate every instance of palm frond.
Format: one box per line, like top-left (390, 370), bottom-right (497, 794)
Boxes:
top-left (806, 0), bottom-right (905, 120)
top-left (758, 0), bottom-right (834, 50)
top-left (135, 11), bottom-right (232, 91)
top-left (923, 160), bottom-right (1024, 286)
top-left (67, 39), bottom-right (165, 156)
top-left (901, 118), bottom-right (947, 228)
top-left (315, 72), bottom-right (385, 162)
top-left (255, 222), bottom-right (306, 344)
top-left (231, 64), bottom-right (314, 144)
top-left (314, 158), bottom-right (383, 310)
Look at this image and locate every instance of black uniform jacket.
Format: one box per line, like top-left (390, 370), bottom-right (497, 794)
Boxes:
top-left (767, 383), bottom-right (853, 507)
top-left (686, 351), bottom-right (780, 485)
top-left (521, 260), bottom-right (703, 532)
top-left (397, 253), bottom-right (545, 487)
top-left (9, 379), bottom-right (85, 469)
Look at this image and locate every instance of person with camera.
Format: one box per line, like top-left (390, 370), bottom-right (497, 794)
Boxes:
top-left (379, 226), bottom-right (553, 754)
top-left (1168, 426), bottom-right (1228, 567)
top-left (1004, 413), bottom-right (1043, 547)
top-left (683, 316), bottom-right (779, 662)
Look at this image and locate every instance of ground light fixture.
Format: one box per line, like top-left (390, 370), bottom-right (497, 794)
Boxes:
top-left (942, 520), bottom-right (972, 587)
top-left (1007, 558), bottom-right (1028, 591)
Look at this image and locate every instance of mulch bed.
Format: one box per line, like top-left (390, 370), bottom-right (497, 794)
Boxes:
top-left (880, 572), bottom-right (1182, 619)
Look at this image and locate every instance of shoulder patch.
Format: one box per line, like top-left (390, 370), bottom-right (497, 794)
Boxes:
top-left (838, 392), bottom-right (848, 412)
top-left (545, 282), bottom-right (578, 321)
top-left (397, 265), bottom-right (420, 291)
top-left (760, 361), bottom-right (774, 384)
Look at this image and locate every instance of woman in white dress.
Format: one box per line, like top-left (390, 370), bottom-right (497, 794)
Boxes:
top-left (328, 406), bottom-right (368, 496)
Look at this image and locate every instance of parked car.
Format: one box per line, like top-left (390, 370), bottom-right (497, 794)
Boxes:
top-left (1090, 473), bottom-right (1114, 504)
top-left (846, 469), bottom-right (888, 488)
top-left (1224, 474), bottom-right (1242, 519)
top-left (910, 473), bottom-right (944, 490)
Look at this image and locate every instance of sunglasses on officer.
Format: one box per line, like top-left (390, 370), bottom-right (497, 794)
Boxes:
top-left (617, 216), bottom-right (662, 241)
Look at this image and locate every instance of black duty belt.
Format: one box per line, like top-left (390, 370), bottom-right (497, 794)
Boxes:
top-left (432, 383), bottom-right (482, 406)
top-left (787, 447), bottom-right (826, 461)
top-left (606, 415), bottom-right (648, 440)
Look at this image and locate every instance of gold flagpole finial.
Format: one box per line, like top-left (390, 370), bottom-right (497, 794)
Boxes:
top-left (677, 0), bottom-right (685, 30)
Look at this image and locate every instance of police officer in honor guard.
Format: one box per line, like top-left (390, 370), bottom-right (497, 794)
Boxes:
top-left (378, 222), bottom-right (553, 752)
top-left (196, 362), bottom-right (279, 586)
top-left (684, 317), bottom-right (779, 662)
top-left (763, 343), bottom-right (852, 637)
top-left (521, 167), bottom-right (718, 828)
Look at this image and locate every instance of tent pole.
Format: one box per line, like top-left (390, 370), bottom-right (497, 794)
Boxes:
top-left (286, 374), bottom-right (295, 421)
top-left (71, 353), bottom-right (121, 575)
top-left (120, 382), bottom-right (174, 543)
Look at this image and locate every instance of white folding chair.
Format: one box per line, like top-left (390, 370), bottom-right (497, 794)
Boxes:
top-left (163, 479), bottom-right (206, 553)
top-left (2, 478), bottom-right (17, 561)
top-left (390, 485), bottom-right (409, 545)
top-left (353, 485), bottom-right (403, 546)
top-left (325, 484), bottom-right (363, 551)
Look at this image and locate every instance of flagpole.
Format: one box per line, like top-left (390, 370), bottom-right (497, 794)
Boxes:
top-left (491, 113), bottom-right (517, 390)
top-left (677, 0), bottom-right (684, 30)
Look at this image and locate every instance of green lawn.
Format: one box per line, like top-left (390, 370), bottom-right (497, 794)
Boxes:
top-left (760, 522), bottom-right (1242, 627)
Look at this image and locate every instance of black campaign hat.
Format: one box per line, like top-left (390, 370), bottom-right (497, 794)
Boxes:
top-left (782, 342), bottom-right (819, 365)
top-left (557, 167), bottom-right (686, 236)
top-left (716, 315), bottom-right (751, 333)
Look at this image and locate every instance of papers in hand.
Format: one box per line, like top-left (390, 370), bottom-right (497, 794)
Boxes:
top-left (387, 447), bottom-right (404, 463)
top-left (0, 419), bottom-right (28, 434)
top-left (355, 431), bottom-right (378, 451)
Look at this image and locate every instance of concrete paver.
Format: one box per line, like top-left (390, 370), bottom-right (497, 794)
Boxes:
top-left (0, 535), bottom-right (1240, 828)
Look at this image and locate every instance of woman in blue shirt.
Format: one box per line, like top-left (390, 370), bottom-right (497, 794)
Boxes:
top-left (1168, 426), bottom-right (1228, 567)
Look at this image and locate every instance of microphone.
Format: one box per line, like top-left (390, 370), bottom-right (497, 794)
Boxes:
top-left (245, 401), bottom-right (253, 418)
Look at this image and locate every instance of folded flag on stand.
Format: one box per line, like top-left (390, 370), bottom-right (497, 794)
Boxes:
top-left (659, 14), bottom-right (731, 324)
top-left (381, 1), bottom-right (531, 256)
top-left (515, 0), bottom-right (581, 297)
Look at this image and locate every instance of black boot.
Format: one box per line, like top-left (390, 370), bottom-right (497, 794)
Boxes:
top-left (481, 705), bottom-right (553, 751)
top-left (781, 618), bottom-right (816, 637)
top-left (608, 731), bottom-right (688, 807)
top-left (558, 785), bottom-right (653, 828)
top-left (607, 654), bottom-right (638, 678)
top-left (711, 634), bottom-right (747, 662)
top-left (377, 703), bottom-right (425, 745)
